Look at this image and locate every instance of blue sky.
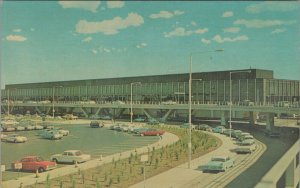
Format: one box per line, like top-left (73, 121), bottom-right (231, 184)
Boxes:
top-left (1, 1), bottom-right (299, 88)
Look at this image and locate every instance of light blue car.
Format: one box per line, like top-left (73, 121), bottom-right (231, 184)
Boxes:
top-left (212, 126), bottom-right (226, 133)
top-left (203, 156), bottom-right (235, 172)
top-left (39, 130), bottom-right (63, 140)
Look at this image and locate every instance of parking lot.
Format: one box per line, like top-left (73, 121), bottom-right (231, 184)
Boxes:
top-left (1, 122), bottom-right (159, 181)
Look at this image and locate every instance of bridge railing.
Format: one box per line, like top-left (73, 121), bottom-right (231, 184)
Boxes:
top-left (255, 139), bottom-right (300, 188)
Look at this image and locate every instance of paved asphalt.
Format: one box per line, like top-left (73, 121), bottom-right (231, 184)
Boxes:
top-left (225, 123), bottom-right (299, 188)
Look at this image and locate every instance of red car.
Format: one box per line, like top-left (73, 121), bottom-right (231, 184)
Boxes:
top-left (140, 129), bottom-right (165, 136)
top-left (18, 156), bottom-right (57, 172)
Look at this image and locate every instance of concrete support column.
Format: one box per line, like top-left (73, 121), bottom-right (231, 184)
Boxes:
top-left (162, 109), bottom-right (175, 122)
top-left (35, 107), bottom-right (41, 114)
top-left (249, 111), bottom-right (255, 125)
top-left (210, 110), bottom-right (214, 118)
top-left (266, 112), bottom-right (275, 131)
top-left (220, 111), bottom-right (228, 126)
top-left (285, 158), bottom-right (295, 187)
top-left (143, 109), bottom-right (154, 119)
top-left (95, 107), bottom-right (101, 115)
top-left (79, 107), bottom-right (89, 118)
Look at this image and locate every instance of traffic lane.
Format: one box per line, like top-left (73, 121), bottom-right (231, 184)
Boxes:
top-left (225, 124), bottom-right (299, 188)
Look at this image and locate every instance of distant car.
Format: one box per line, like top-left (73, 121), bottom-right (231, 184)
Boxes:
top-left (1, 133), bottom-right (8, 141)
top-left (51, 150), bottom-right (91, 164)
top-left (223, 129), bottom-right (234, 136)
top-left (203, 156), bottom-right (234, 172)
top-left (180, 123), bottom-right (196, 130)
top-left (55, 128), bottom-right (70, 136)
top-left (63, 114), bottom-right (78, 120)
top-left (18, 156), bottom-right (57, 172)
top-left (197, 124), bottom-right (212, 132)
top-left (25, 125), bottom-right (35, 131)
top-left (112, 100), bottom-right (125, 105)
top-left (147, 118), bottom-right (160, 125)
top-left (39, 130), bottom-right (63, 140)
top-left (264, 130), bottom-right (281, 138)
top-left (231, 130), bottom-right (243, 138)
top-left (134, 117), bottom-right (146, 122)
top-left (5, 134), bottom-right (27, 143)
top-left (99, 115), bottom-right (112, 120)
top-left (237, 132), bottom-right (251, 141)
top-left (161, 100), bottom-right (177, 105)
top-left (212, 126), bottom-right (226, 133)
top-left (237, 135), bottom-right (255, 145)
top-left (240, 100), bottom-right (254, 106)
top-left (235, 143), bottom-right (257, 154)
top-left (33, 125), bottom-right (44, 130)
top-left (90, 121), bottom-right (104, 128)
top-left (15, 126), bottom-right (26, 131)
top-left (139, 129), bottom-right (165, 136)
top-left (39, 100), bottom-right (51, 104)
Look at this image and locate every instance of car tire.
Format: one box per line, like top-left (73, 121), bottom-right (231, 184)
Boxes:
top-left (53, 158), bottom-right (58, 163)
top-left (156, 133), bottom-right (159, 136)
top-left (38, 167), bottom-right (45, 173)
top-left (73, 160), bottom-right (78, 164)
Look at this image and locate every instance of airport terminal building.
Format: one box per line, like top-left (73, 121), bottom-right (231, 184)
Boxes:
top-left (2, 69), bottom-right (300, 105)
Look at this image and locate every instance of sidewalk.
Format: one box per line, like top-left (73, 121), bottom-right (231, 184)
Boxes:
top-left (130, 133), bottom-right (237, 188)
top-left (1, 132), bottom-right (179, 188)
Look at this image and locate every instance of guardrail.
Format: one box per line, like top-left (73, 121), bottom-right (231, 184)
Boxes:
top-left (255, 139), bottom-right (300, 188)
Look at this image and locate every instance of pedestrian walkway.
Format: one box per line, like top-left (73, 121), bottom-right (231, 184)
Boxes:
top-left (130, 133), bottom-right (237, 188)
top-left (1, 132), bottom-right (179, 188)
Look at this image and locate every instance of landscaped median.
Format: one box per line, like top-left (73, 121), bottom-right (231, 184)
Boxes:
top-left (3, 125), bottom-right (221, 188)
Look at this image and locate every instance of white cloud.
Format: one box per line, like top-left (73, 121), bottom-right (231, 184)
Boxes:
top-left (212, 34), bottom-right (248, 43)
top-left (136, 42), bottom-right (147, 48)
top-left (76, 13), bottom-right (144, 35)
top-left (201, 38), bottom-right (211, 44)
top-left (30, 28), bottom-right (35, 32)
top-left (82, 37), bottom-right (92, 42)
top-left (149, 10), bottom-right (184, 19)
top-left (271, 28), bottom-right (287, 34)
top-left (164, 27), bottom-right (208, 38)
top-left (103, 48), bottom-right (111, 53)
top-left (223, 27), bottom-right (240, 33)
top-left (13, 29), bottom-right (21, 32)
top-left (234, 19), bottom-right (296, 28)
top-left (92, 49), bottom-right (98, 54)
top-left (246, 2), bottom-right (299, 14)
top-left (58, 1), bottom-right (101, 13)
top-left (107, 1), bottom-right (124, 9)
top-left (6, 35), bottom-right (27, 42)
top-left (222, 11), bottom-right (234, 18)
top-left (191, 21), bottom-right (197, 26)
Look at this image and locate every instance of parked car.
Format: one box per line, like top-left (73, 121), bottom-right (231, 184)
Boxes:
top-left (99, 115), bottom-right (112, 120)
top-left (196, 124), bottom-right (213, 132)
top-left (237, 135), bottom-right (255, 145)
top-left (223, 129), bottom-right (234, 136)
top-left (25, 125), bottom-right (35, 131)
top-left (147, 118), bottom-right (160, 125)
top-left (90, 121), bottom-right (104, 128)
top-left (4, 134), bottom-right (27, 143)
top-left (1, 133), bottom-right (8, 141)
top-left (112, 100), bottom-right (125, 105)
top-left (235, 143), bottom-right (257, 154)
top-left (161, 100), bottom-right (177, 105)
top-left (231, 130), bottom-right (243, 138)
top-left (134, 117), bottom-right (146, 122)
top-left (139, 129), bottom-right (165, 136)
top-left (15, 126), bottom-right (26, 131)
top-left (55, 128), bottom-right (70, 136)
top-left (33, 124), bottom-right (44, 130)
top-left (180, 123), bottom-right (196, 130)
top-left (39, 130), bottom-right (63, 140)
top-left (203, 156), bottom-right (234, 172)
top-left (237, 132), bottom-right (251, 141)
top-left (51, 150), bottom-right (91, 164)
top-left (212, 126), bottom-right (226, 133)
top-left (240, 100), bottom-right (254, 106)
top-left (16, 156), bottom-right (57, 172)
top-left (63, 114), bottom-right (78, 120)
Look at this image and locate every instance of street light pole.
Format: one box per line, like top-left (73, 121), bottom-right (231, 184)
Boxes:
top-left (130, 82), bottom-right (141, 124)
top-left (229, 70), bottom-right (251, 138)
top-left (188, 49), bottom-right (224, 169)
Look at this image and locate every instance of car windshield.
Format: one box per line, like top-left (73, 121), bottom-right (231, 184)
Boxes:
top-left (75, 151), bottom-right (82, 156)
top-left (212, 157), bottom-right (226, 162)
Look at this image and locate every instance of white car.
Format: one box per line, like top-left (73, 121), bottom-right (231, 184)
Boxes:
top-left (51, 150), bottom-right (91, 164)
top-left (5, 134), bottom-right (28, 143)
top-left (235, 143), bottom-right (257, 154)
top-left (112, 100), bottom-right (125, 105)
top-left (161, 100), bottom-right (177, 105)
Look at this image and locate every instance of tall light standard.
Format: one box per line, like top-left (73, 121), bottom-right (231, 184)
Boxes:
top-left (229, 70), bottom-right (251, 138)
top-left (52, 86), bottom-right (63, 119)
top-left (130, 82), bottom-right (141, 124)
top-left (188, 49), bottom-right (224, 169)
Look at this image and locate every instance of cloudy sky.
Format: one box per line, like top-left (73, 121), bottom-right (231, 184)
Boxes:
top-left (1, 1), bottom-right (299, 88)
